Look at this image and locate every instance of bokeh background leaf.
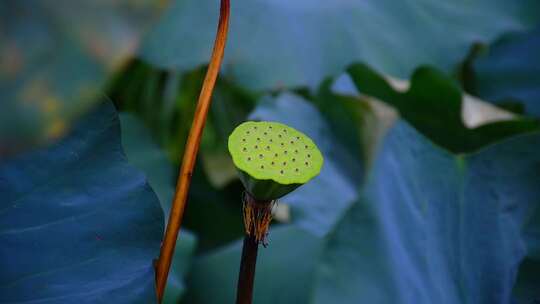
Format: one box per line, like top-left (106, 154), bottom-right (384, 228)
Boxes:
top-left (141, 0), bottom-right (540, 90)
top-left (0, 1), bottom-right (161, 157)
top-left (473, 26), bottom-right (540, 117)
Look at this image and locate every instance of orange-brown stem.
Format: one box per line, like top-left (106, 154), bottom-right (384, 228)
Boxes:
top-left (155, 0), bottom-right (230, 301)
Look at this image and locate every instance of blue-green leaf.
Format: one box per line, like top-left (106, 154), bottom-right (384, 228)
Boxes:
top-left (0, 102), bottom-right (163, 303)
top-left (314, 121), bottom-right (540, 304)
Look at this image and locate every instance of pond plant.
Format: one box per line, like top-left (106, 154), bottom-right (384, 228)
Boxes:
top-left (228, 121), bottom-right (323, 303)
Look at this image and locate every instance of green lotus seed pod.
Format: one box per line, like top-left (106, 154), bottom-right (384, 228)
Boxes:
top-left (228, 121), bottom-right (323, 201)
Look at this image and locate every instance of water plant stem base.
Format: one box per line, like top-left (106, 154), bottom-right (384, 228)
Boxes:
top-left (236, 235), bottom-right (259, 304)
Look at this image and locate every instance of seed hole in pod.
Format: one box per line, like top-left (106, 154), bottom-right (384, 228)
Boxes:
top-left (284, 150), bottom-right (288, 155)
top-left (305, 161), bottom-right (309, 166)
top-left (246, 131), bottom-right (250, 135)
top-left (263, 132), bottom-right (268, 136)
top-left (294, 149), bottom-right (299, 154)
top-left (254, 145), bottom-right (258, 149)
top-left (292, 158), bottom-right (296, 162)
top-left (283, 161), bottom-right (287, 166)
top-left (283, 129), bottom-right (287, 133)
top-left (257, 137), bottom-right (261, 141)
top-left (295, 168), bottom-right (299, 172)
top-left (305, 145), bottom-right (308, 149)
top-left (259, 154), bottom-right (264, 159)
top-left (269, 139), bottom-right (273, 142)
top-left (254, 126), bottom-right (258, 130)
top-left (247, 157), bottom-right (252, 161)
top-left (307, 154), bottom-right (311, 158)
top-left (266, 146), bottom-right (270, 150)
top-left (242, 138), bottom-right (246, 142)
top-left (243, 147), bottom-right (247, 152)
top-left (271, 161), bottom-right (275, 165)
top-left (278, 134), bottom-right (282, 138)
top-left (280, 142), bottom-right (285, 146)
top-left (296, 136), bottom-right (300, 140)
top-left (290, 140), bottom-right (294, 144)
top-left (260, 165), bottom-right (264, 169)
top-left (274, 153), bottom-right (279, 157)
top-left (280, 170), bottom-right (284, 174)
top-left (269, 126), bottom-right (273, 129)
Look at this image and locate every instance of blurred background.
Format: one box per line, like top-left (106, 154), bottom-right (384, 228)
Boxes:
top-left (1, 0), bottom-right (540, 303)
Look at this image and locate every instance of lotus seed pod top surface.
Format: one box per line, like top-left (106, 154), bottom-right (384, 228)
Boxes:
top-left (228, 121), bottom-right (323, 185)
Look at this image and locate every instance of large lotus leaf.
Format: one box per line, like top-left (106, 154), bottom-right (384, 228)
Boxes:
top-left (347, 63), bottom-right (540, 153)
top-left (141, 0), bottom-right (540, 90)
top-left (249, 93), bottom-right (363, 236)
top-left (183, 120), bottom-right (540, 304)
top-left (119, 113), bottom-right (197, 303)
top-left (313, 121), bottom-right (540, 304)
top-left (473, 26), bottom-right (540, 117)
top-left (0, 102), bottom-right (164, 303)
top-left (0, 1), bottom-right (161, 156)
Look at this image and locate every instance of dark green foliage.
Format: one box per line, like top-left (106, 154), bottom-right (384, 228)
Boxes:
top-left (347, 63), bottom-right (540, 153)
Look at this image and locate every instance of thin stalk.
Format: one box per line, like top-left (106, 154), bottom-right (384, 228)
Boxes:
top-left (236, 194), bottom-right (274, 304)
top-left (155, 0), bottom-right (230, 301)
top-left (236, 235), bottom-right (259, 304)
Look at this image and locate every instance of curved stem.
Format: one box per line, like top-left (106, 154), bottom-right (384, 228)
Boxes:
top-left (155, 0), bottom-right (230, 301)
